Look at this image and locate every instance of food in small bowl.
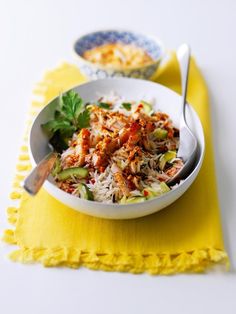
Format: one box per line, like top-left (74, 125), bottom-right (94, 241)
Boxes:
top-left (42, 91), bottom-right (184, 204)
top-left (29, 78), bottom-right (204, 219)
top-left (83, 43), bottom-right (154, 68)
top-left (74, 30), bottom-right (165, 80)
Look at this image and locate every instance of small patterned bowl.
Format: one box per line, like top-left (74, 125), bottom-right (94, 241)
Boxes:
top-left (73, 30), bottom-right (165, 80)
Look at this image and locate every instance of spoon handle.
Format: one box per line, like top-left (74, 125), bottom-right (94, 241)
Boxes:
top-left (176, 44), bottom-right (191, 121)
top-left (23, 152), bottom-right (57, 195)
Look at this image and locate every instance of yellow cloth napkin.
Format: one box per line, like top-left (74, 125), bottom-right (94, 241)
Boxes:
top-left (3, 53), bottom-right (228, 274)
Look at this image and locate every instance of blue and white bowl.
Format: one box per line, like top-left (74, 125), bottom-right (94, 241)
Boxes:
top-left (73, 30), bottom-right (165, 80)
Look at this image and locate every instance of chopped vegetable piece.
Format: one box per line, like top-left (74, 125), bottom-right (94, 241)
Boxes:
top-left (159, 151), bottom-right (177, 170)
top-left (140, 100), bottom-right (153, 115)
top-left (76, 183), bottom-right (94, 200)
top-left (120, 196), bottom-right (146, 204)
top-left (121, 103), bottom-right (132, 111)
top-left (160, 182), bottom-right (170, 193)
top-left (153, 128), bottom-right (168, 140)
top-left (142, 187), bottom-right (158, 198)
top-left (142, 183), bottom-right (170, 199)
top-left (57, 167), bottom-right (88, 181)
top-left (97, 102), bottom-right (111, 109)
top-left (51, 156), bottom-right (62, 177)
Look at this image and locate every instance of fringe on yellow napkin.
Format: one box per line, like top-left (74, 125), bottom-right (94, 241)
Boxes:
top-left (3, 53), bottom-right (228, 274)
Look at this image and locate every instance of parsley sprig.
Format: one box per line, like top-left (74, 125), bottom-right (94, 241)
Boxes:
top-left (121, 102), bottom-right (132, 111)
top-left (97, 102), bottom-right (111, 109)
top-left (42, 90), bottom-right (90, 152)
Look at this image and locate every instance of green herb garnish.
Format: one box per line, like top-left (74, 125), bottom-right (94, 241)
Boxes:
top-left (97, 102), bottom-right (111, 109)
top-left (121, 102), bottom-right (132, 111)
top-left (77, 108), bottom-right (90, 129)
top-left (42, 90), bottom-right (90, 152)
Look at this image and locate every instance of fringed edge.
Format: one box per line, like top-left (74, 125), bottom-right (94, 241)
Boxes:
top-left (3, 63), bottom-right (87, 237)
top-left (2, 246), bottom-right (228, 275)
top-left (5, 142), bottom-right (34, 230)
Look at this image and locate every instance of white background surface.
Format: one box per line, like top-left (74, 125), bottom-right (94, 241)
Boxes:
top-left (0, 0), bottom-right (236, 313)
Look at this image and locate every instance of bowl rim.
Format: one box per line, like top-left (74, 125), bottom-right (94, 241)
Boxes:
top-left (29, 77), bottom-right (205, 208)
top-left (73, 28), bottom-right (166, 71)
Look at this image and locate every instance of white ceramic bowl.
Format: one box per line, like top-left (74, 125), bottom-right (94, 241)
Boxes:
top-left (29, 78), bottom-right (205, 219)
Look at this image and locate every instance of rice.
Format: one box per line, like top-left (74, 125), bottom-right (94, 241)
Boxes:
top-left (86, 166), bottom-right (120, 203)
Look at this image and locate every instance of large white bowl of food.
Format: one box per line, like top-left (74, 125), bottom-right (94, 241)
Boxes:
top-left (29, 78), bottom-right (205, 219)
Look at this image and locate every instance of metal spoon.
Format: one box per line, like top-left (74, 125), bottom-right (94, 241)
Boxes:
top-left (167, 44), bottom-right (198, 185)
top-left (23, 151), bottom-right (58, 195)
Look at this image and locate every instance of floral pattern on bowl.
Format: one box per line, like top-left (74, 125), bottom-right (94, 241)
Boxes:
top-left (73, 30), bottom-right (165, 80)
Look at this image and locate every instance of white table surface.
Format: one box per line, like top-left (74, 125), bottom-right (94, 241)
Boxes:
top-left (0, 0), bottom-right (236, 313)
